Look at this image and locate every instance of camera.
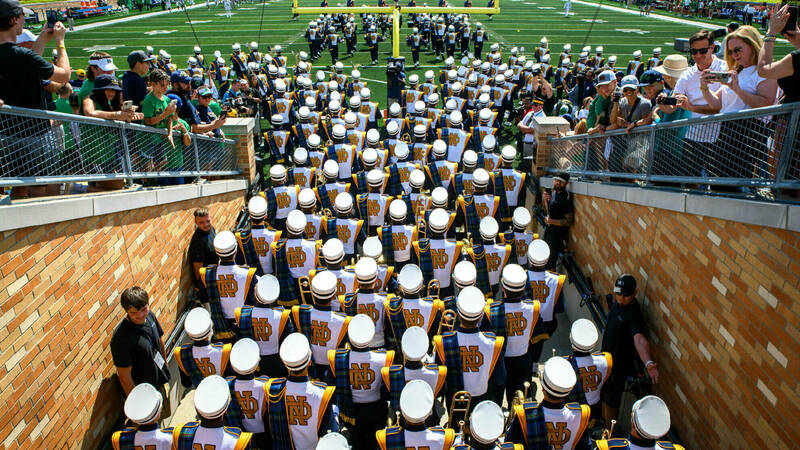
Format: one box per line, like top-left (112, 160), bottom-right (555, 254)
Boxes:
top-left (656, 96), bottom-right (678, 106)
top-left (46, 10), bottom-right (58, 28)
top-left (612, 88), bottom-right (622, 103)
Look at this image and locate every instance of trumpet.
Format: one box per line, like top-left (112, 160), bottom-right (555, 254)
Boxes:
top-left (437, 309), bottom-right (457, 335)
top-left (298, 276), bottom-right (312, 304)
top-left (322, 208), bottom-right (334, 219)
top-left (601, 420), bottom-right (617, 440)
top-left (447, 391), bottom-right (471, 429)
top-left (427, 279), bottom-right (440, 298)
top-left (401, 132), bottom-right (412, 144)
top-left (417, 216), bottom-right (427, 240)
top-left (506, 381), bottom-right (531, 428)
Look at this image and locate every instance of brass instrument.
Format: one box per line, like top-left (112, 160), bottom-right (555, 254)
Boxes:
top-left (298, 276), bottom-right (313, 304)
top-left (401, 132), bottom-right (412, 144)
top-left (427, 279), bottom-right (440, 298)
top-left (601, 420), bottom-right (617, 440)
top-left (447, 391), bottom-right (472, 429)
top-left (506, 381), bottom-right (532, 428)
top-left (323, 208), bottom-right (334, 219)
top-left (387, 408), bottom-right (401, 427)
top-left (417, 216), bottom-right (427, 240)
top-left (325, 138), bottom-right (334, 147)
top-left (437, 309), bottom-right (457, 335)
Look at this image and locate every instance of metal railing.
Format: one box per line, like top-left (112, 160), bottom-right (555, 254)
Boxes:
top-left (0, 105), bottom-right (241, 187)
top-left (547, 102), bottom-right (800, 192)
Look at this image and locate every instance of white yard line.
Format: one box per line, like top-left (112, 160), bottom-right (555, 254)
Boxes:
top-left (72, 3), bottom-right (209, 31)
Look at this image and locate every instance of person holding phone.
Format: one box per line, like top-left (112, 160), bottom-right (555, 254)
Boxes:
top-left (758, 4), bottom-right (800, 104)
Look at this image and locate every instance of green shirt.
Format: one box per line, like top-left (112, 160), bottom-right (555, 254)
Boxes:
top-left (586, 94), bottom-right (612, 129)
top-left (208, 101), bottom-right (221, 116)
top-left (78, 79), bottom-right (95, 103)
top-left (142, 92), bottom-right (173, 129)
top-left (54, 98), bottom-right (73, 114)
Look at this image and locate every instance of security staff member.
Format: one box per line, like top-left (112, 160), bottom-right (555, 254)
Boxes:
top-left (600, 274), bottom-right (659, 429)
top-left (541, 172), bottom-right (574, 270)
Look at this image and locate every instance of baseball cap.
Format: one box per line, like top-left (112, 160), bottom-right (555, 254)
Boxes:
top-left (170, 71), bottom-right (191, 84)
top-left (0, 0), bottom-right (33, 16)
top-left (127, 50), bottom-right (154, 69)
top-left (596, 70), bottom-right (615, 86)
top-left (198, 87), bottom-right (213, 97)
top-left (75, 69), bottom-right (86, 78)
top-left (639, 70), bottom-right (663, 86)
top-left (16, 28), bottom-right (35, 44)
top-left (614, 274), bottom-right (636, 296)
top-left (620, 75), bottom-right (640, 90)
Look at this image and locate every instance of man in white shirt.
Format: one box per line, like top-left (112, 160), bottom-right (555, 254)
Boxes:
top-left (661, 30), bottom-right (727, 178)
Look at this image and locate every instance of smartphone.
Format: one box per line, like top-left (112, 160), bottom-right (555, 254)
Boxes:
top-left (169, 99), bottom-right (178, 106)
top-left (122, 100), bottom-right (133, 111)
top-left (783, 6), bottom-right (798, 35)
top-left (612, 88), bottom-right (622, 103)
top-left (657, 96), bottom-right (678, 106)
top-left (46, 10), bottom-right (58, 28)
top-left (709, 71), bottom-right (730, 83)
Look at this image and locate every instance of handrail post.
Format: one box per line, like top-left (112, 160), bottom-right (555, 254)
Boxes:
top-left (119, 123), bottom-right (135, 188)
top-left (192, 135), bottom-right (202, 183)
top-left (775, 108), bottom-right (799, 193)
top-left (644, 126), bottom-right (657, 186)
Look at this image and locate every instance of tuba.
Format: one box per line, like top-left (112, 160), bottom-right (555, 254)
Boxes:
top-left (298, 276), bottom-right (313, 304)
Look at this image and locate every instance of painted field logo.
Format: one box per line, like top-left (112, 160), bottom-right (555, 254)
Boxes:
top-left (82, 45), bottom-right (123, 52)
top-left (144, 29), bottom-right (178, 35)
top-left (616, 28), bottom-right (650, 34)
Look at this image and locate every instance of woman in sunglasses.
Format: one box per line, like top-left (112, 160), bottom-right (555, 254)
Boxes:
top-left (698, 26), bottom-right (777, 179)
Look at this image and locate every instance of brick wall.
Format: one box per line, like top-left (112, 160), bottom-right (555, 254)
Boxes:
top-left (569, 194), bottom-right (800, 449)
top-left (0, 190), bottom-right (244, 449)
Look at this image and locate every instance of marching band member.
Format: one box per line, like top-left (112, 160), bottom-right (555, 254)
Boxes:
top-left (455, 168), bottom-right (501, 240)
top-left (465, 217), bottom-right (511, 297)
top-left (236, 196), bottom-right (280, 276)
top-left (288, 148), bottom-right (316, 189)
top-left (111, 384), bottom-right (173, 449)
top-left (361, 237), bottom-right (397, 294)
top-left (342, 258), bottom-right (390, 348)
top-left (595, 396), bottom-right (682, 450)
top-left (378, 200), bottom-right (417, 271)
top-left (412, 208), bottom-right (461, 299)
top-left (376, 380), bottom-right (456, 449)
top-left (223, 338), bottom-right (270, 447)
top-left (454, 400), bottom-right (522, 449)
top-left (500, 207), bottom-right (535, 266)
top-left (566, 319), bottom-right (611, 423)
top-left (311, 238), bottom-right (356, 309)
top-left (525, 239), bottom-right (566, 363)
top-left (175, 308), bottom-right (232, 388)
top-left (299, 188), bottom-right (325, 241)
top-left (261, 164), bottom-right (300, 231)
top-left (272, 210), bottom-right (321, 307)
top-left (385, 264), bottom-right (444, 346)
top-left (356, 169), bottom-right (393, 235)
top-left (322, 192), bottom-right (366, 264)
top-left (315, 159), bottom-right (352, 213)
top-left (540, 357), bottom-right (591, 450)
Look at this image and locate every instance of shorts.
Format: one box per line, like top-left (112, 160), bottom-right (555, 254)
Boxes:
top-left (0, 128), bottom-right (59, 178)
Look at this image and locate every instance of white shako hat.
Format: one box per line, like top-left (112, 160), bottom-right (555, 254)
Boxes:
top-left (479, 216), bottom-right (499, 241)
top-left (432, 139), bottom-right (447, 157)
top-left (348, 313), bottom-right (375, 349)
top-left (631, 395), bottom-right (671, 440)
top-left (294, 147), bottom-right (309, 165)
top-left (502, 264), bottom-right (527, 293)
top-left (334, 192), bottom-right (353, 214)
top-left (185, 307), bottom-right (213, 340)
top-left (527, 239), bottom-right (551, 267)
top-left (308, 133), bottom-right (322, 148)
top-left (350, 96), bottom-right (361, 108)
top-left (311, 270), bottom-right (338, 300)
top-left (448, 110), bottom-right (463, 126)
top-left (362, 236), bottom-right (383, 260)
top-left (414, 123), bottom-right (427, 137)
top-left (513, 207), bottom-right (531, 229)
top-left (306, 96), bottom-right (318, 109)
top-left (362, 148), bottom-right (378, 166)
top-left (389, 198), bottom-right (407, 221)
top-left (194, 375), bottom-right (231, 419)
top-left (469, 400), bottom-right (505, 444)
top-left (472, 168), bottom-right (490, 188)
top-left (322, 238), bottom-right (345, 265)
top-left (428, 208), bottom-right (450, 234)
top-left (355, 255), bottom-right (379, 284)
top-left (482, 134), bottom-right (497, 152)
top-left (400, 379), bottom-right (434, 423)
top-left (570, 318), bottom-right (599, 353)
top-left (248, 195), bottom-right (268, 220)
top-left (501, 145), bottom-right (517, 163)
top-left (299, 188), bottom-right (316, 209)
top-left (124, 383), bottom-right (163, 425)
top-left (479, 107), bottom-right (493, 123)
top-left (398, 264), bottom-right (424, 295)
top-left (409, 169), bottom-right (425, 189)
top-left (431, 187), bottom-right (448, 208)
top-left (230, 338), bottom-right (260, 374)
top-left (367, 169), bottom-right (384, 187)
top-left (332, 123), bottom-right (346, 139)
top-left (298, 106), bottom-right (310, 120)
top-left (394, 141), bottom-right (410, 160)
top-left (389, 102), bottom-right (402, 117)
top-left (270, 164), bottom-right (287, 182)
top-left (366, 128), bottom-right (380, 146)
top-left (280, 333), bottom-right (312, 370)
top-left (401, 326), bottom-right (429, 361)
top-left (414, 100), bottom-right (426, 113)
top-left (316, 432), bottom-right (349, 450)
top-left (386, 119), bottom-right (400, 135)
top-left (323, 159), bottom-right (340, 179)
top-left (344, 111), bottom-right (357, 126)
top-left (462, 150), bottom-right (478, 168)
top-left (542, 356), bottom-right (577, 398)
top-left (255, 274), bottom-right (280, 305)
top-left (456, 286), bottom-right (485, 321)
top-left (286, 210), bottom-right (307, 235)
top-left (213, 230), bottom-right (237, 258)
top-left (453, 260), bottom-right (477, 288)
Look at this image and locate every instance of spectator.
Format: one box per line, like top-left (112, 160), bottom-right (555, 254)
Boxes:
top-left (194, 86), bottom-right (227, 138)
top-left (541, 172), bottom-right (573, 270)
top-left (123, 50), bottom-right (153, 110)
top-left (109, 286), bottom-right (170, 397)
top-left (221, 78), bottom-right (252, 116)
top-left (586, 70), bottom-right (616, 170)
top-left (758, 4), bottom-right (800, 104)
top-left (728, 21), bottom-right (740, 33)
top-left (69, 69), bottom-right (85, 89)
top-left (167, 70), bottom-right (202, 131)
top-left (611, 75), bottom-right (652, 173)
top-left (663, 30), bottom-right (728, 178)
top-left (601, 274), bottom-right (659, 429)
top-left (0, 0), bottom-right (71, 198)
top-left (576, 96), bottom-right (592, 121)
top-left (386, 61), bottom-right (406, 107)
top-left (189, 207), bottom-right (217, 303)
top-left (699, 26), bottom-right (777, 179)
top-left (53, 82), bottom-right (74, 114)
top-left (568, 69), bottom-right (597, 108)
top-left (83, 74), bottom-right (142, 122)
top-left (646, 63), bottom-right (693, 175)
top-left (78, 52), bottom-right (117, 108)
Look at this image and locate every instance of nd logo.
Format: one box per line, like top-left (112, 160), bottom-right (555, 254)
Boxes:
top-left (579, 365), bottom-right (603, 392)
top-left (505, 312), bottom-right (527, 337)
top-left (367, 199), bottom-right (380, 217)
top-left (349, 362), bottom-right (375, 390)
top-left (360, 104), bottom-right (370, 115)
top-left (437, 165), bottom-right (451, 182)
top-left (357, 303), bottom-right (380, 323)
top-left (531, 280), bottom-right (550, 302)
top-left (235, 390), bottom-right (259, 419)
top-left (392, 233), bottom-right (409, 249)
top-left (403, 308), bottom-right (424, 328)
top-left (252, 317), bottom-right (273, 341)
top-left (463, 178), bottom-right (474, 195)
top-left (545, 422), bottom-right (571, 449)
top-left (475, 202), bottom-right (490, 218)
top-left (253, 237), bottom-right (270, 257)
top-left (503, 174), bottom-right (517, 191)
top-left (459, 345), bottom-right (484, 372)
top-left (286, 246), bottom-right (307, 268)
top-left (337, 225), bottom-right (352, 243)
top-left (327, 189), bottom-right (340, 207)
top-left (430, 248), bottom-right (448, 270)
top-left (310, 319), bottom-right (331, 345)
top-left (305, 222), bottom-right (317, 239)
top-left (486, 252), bottom-right (501, 272)
top-left (194, 357), bottom-right (217, 377)
top-left (398, 167), bottom-right (411, 183)
top-left (286, 395), bottom-right (312, 425)
top-left (276, 191), bottom-right (291, 209)
top-left (336, 148), bottom-right (349, 163)
top-left (348, 133), bottom-right (360, 145)
top-left (218, 274), bottom-right (238, 298)
top-left (295, 172), bottom-right (308, 187)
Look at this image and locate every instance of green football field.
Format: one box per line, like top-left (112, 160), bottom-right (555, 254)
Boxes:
top-left (54, 0), bottom-right (795, 103)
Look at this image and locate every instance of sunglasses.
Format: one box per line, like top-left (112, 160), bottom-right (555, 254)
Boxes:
top-left (728, 46), bottom-right (744, 55)
top-left (690, 46), bottom-right (713, 55)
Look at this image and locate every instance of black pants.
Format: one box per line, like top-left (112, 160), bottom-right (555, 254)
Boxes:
top-left (460, 37), bottom-right (469, 55)
top-left (446, 43), bottom-right (455, 57)
top-left (370, 46), bottom-right (378, 62)
top-left (505, 353), bottom-right (533, 407)
top-left (474, 42), bottom-right (483, 59)
top-left (351, 400), bottom-right (388, 450)
top-left (411, 48), bottom-right (419, 64)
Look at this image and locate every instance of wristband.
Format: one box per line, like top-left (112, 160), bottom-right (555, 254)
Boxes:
top-left (57, 44), bottom-right (66, 49)
top-left (645, 360), bottom-right (656, 368)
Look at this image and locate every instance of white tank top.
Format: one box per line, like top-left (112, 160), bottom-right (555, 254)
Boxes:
top-left (129, 429), bottom-right (172, 450)
top-left (527, 270), bottom-right (564, 322)
top-left (572, 353), bottom-right (612, 406)
top-left (249, 227), bottom-right (279, 274)
top-left (292, 167), bottom-right (316, 189)
top-left (444, 129), bottom-right (470, 163)
top-left (401, 297), bottom-right (443, 333)
top-left (326, 218), bottom-right (362, 255)
top-left (483, 153), bottom-right (501, 172)
top-left (347, 350), bottom-right (392, 403)
top-left (454, 331), bottom-right (503, 396)
top-left (364, 193), bottom-right (391, 227)
top-left (403, 427), bottom-right (452, 450)
top-left (404, 364), bottom-right (446, 397)
top-left (513, 231), bottom-right (534, 266)
top-left (307, 308), bottom-right (349, 365)
top-left (393, 161), bottom-right (418, 194)
top-left (484, 243), bottom-right (511, 287)
top-left (214, 264), bottom-right (255, 319)
top-left (282, 238), bottom-right (319, 279)
top-left (409, 193), bottom-right (431, 218)
top-left (425, 239), bottom-right (461, 289)
top-left (191, 343), bottom-right (227, 377)
top-left (352, 292), bottom-right (388, 347)
top-left (305, 214), bottom-right (324, 240)
top-left (428, 160), bottom-right (458, 189)
top-left (191, 425), bottom-right (247, 450)
top-left (385, 224), bottom-right (416, 262)
top-left (542, 403), bottom-right (590, 450)
top-left (333, 144), bottom-right (356, 178)
top-left (272, 185), bottom-right (300, 219)
top-left (472, 194), bottom-right (498, 220)
top-left (232, 377), bottom-right (269, 433)
top-left (502, 300), bottom-right (540, 357)
top-left (500, 168), bottom-right (526, 207)
top-left (242, 306), bottom-right (287, 355)
top-left (346, 130), bottom-right (365, 153)
top-left (284, 379), bottom-right (333, 450)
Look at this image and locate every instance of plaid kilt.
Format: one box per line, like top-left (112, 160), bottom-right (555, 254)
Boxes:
top-left (266, 131), bottom-right (286, 164)
top-left (267, 378), bottom-right (293, 450)
top-left (178, 344), bottom-right (205, 387)
top-left (237, 306), bottom-right (254, 339)
top-left (325, 218), bottom-right (339, 240)
top-left (380, 226), bottom-right (395, 265)
top-left (295, 304), bottom-right (313, 336)
top-left (387, 164), bottom-right (403, 196)
top-left (384, 426), bottom-right (406, 450)
top-left (112, 428), bottom-right (137, 450)
top-left (453, 173), bottom-right (465, 195)
top-left (427, 162), bottom-right (443, 189)
top-left (354, 172), bottom-right (368, 194)
top-left (384, 365), bottom-right (406, 410)
top-left (224, 376), bottom-right (245, 429)
top-left (460, 196), bottom-right (481, 240)
top-left (235, 231), bottom-right (264, 276)
top-left (416, 239), bottom-right (434, 283)
top-left (357, 194), bottom-right (369, 222)
top-left (440, 332), bottom-right (464, 393)
top-left (500, 230), bottom-right (517, 264)
top-left (203, 267), bottom-right (235, 340)
top-left (173, 421), bottom-right (201, 450)
top-left (487, 301), bottom-right (506, 338)
top-left (492, 172), bottom-right (511, 223)
top-left (471, 245), bottom-right (492, 294)
top-left (292, 126), bottom-right (308, 149)
top-left (401, 194), bottom-right (416, 223)
top-left (520, 401), bottom-right (549, 450)
top-left (272, 240), bottom-right (299, 305)
top-left (264, 189), bottom-right (279, 223)
top-left (385, 297), bottom-right (406, 342)
top-left (333, 349), bottom-right (356, 425)
top-left (318, 184), bottom-right (335, 211)
top-left (566, 356), bottom-right (588, 405)
top-left (342, 293), bottom-right (358, 317)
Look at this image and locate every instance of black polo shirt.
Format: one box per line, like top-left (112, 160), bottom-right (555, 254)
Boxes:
top-left (110, 312), bottom-right (170, 389)
top-left (189, 227), bottom-right (217, 276)
top-left (601, 298), bottom-right (646, 377)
